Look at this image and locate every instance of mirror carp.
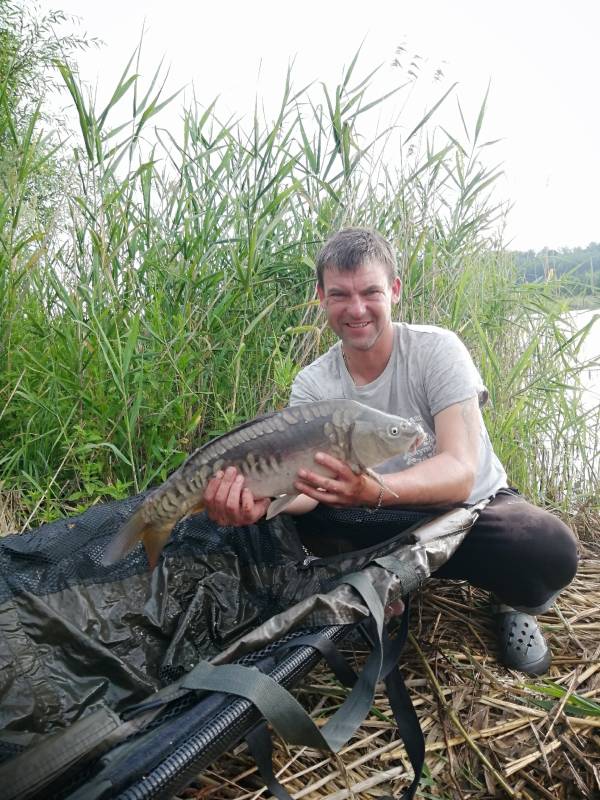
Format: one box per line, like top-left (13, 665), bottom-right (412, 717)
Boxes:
top-left (102, 399), bottom-right (424, 569)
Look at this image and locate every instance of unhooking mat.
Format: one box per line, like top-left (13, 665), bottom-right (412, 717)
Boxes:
top-left (0, 494), bottom-right (488, 799)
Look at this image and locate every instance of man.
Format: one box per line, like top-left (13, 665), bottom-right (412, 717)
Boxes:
top-left (205, 227), bottom-right (578, 675)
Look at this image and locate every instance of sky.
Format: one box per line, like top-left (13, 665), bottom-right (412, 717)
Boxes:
top-left (37, 0), bottom-right (600, 252)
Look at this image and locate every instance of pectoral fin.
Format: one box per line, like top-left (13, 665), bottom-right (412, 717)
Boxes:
top-left (265, 494), bottom-right (299, 520)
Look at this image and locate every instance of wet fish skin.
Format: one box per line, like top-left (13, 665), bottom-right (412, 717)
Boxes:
top-left (102, 399), bottom-right (424, 570)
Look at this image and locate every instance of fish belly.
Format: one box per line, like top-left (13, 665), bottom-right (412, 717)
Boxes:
top-left (239, 447), bottom-right (339, 499)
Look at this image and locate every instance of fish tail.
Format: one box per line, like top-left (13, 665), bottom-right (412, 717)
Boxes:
top-left (101, 507), bottom-right (174, 570)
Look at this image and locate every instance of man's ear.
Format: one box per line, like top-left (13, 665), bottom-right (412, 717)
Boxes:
top-left (391, 277), bottom-right (401, 304)
top-left (317, 284), bottom-right (325, 305)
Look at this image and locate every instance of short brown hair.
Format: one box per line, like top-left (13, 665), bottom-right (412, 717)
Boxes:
top-left (315, 227), bottom-right (397, 288)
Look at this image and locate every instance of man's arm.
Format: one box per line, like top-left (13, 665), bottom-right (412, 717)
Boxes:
top-left (294, 396), bottom-right (481, 508)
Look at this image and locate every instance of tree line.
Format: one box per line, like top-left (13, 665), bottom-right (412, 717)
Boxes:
top-left (510, 243), bottom-right (599, 295)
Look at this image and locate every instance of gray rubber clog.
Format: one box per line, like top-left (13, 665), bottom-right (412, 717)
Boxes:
top-left (495, 610), bottom-right (552, 676)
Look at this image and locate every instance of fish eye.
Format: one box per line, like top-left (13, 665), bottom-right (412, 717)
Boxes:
top-left (388, 425), bottom-right (400, 436)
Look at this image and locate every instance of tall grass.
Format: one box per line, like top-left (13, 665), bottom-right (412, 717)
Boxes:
top-left (0, 45), bottom-right (598, 531)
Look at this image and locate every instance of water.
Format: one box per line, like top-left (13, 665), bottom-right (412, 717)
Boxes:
top-left (571, 308), bottom-right (600, 413)
top-left (568, 308), bottom-right (599, 487)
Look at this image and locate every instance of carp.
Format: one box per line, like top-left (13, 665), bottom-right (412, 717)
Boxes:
top-left (102, 399), bottom-right (424, 569)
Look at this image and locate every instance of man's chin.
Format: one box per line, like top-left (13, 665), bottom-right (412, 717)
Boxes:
top-left (342, 334), bottom-right (379, 351)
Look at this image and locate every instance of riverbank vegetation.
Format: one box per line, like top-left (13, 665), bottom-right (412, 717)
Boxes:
top-left (1, 1), bottom-right (598, 536)
top-left (511, 243), bottom-right (599, 307)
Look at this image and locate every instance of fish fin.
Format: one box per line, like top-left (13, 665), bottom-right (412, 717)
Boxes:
top-left (101, 508), bottom-right (147, 566)
top-left (141, 524), bottom-right (174, 570)
top-left (365, 468), bottom-right (400, 499)
top-left (265, 494), bottom-right (298, 520)
top-left (101, 508), bottom-right (174, 571)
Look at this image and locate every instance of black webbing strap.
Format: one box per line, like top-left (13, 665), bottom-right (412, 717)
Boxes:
top-left (275, 629), bottom-right (358, 687)
top-left (182, 659), bottom-right (333, 749)
top-left (378, 597), bottom-right (425, 800)
top-left (374, 554), bottom-right (425, 594)
top-left (385, 661), bottom-right (425, 800)
top-left (245, 723), bottom-right (295, 800)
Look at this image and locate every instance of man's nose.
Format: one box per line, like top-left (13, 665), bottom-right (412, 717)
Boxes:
top-left (347, 295), bottom-right (367, 316)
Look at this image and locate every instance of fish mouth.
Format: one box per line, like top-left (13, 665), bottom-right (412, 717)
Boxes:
top-left (409, 433), bottom-right (425, 453)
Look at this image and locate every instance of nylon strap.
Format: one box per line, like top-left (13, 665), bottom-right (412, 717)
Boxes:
top-left (181, 660), bottom-right (331, 750)
top-left (315, 571), bottom-right (386, 750)
top-left (246, 599), bottom-right (424, 800)
top-left (374, 555), bottom-right (424, 594)
top-left (246, 723), bottom-right (295, 800)
top-left (385, 662), bottom-right (425, 800)
top-left (276, 630), bottom-right (358, 687)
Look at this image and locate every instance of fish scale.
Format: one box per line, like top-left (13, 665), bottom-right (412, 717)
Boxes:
top-left (102, 399), bottom-right (424, 570)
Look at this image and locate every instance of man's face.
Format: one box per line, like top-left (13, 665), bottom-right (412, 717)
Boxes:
top-left (317, 261), bottom-right (401, 352)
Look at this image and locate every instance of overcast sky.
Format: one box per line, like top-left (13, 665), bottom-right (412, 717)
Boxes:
top-left (38, 0), bottom-right (600, 252)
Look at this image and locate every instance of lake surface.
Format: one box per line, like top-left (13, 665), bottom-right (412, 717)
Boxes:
top-left (570, 308), bottom-right (600, 413)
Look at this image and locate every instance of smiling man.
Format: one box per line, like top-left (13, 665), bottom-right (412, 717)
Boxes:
top-left (205, 227), bottom-right (578, 675)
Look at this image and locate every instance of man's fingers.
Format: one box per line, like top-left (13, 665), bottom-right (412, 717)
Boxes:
top-left (214, 467), bottom-right (239, 503)
top-left (241, 487), bottom-right (254, 514)
top-left (314, 452), bottom-right (353, 476)
top-left (297, 466), bottom-right (339, 488)
top-left (224, 474), bottom-right (244, 509)
top-left (204, 470), bottom-right (225, 502)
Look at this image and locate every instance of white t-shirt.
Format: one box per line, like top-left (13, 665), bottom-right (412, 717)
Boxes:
top-left (289, 323), bottom-right (507, 503)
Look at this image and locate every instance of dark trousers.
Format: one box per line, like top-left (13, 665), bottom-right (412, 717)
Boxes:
top-left (434, 489), bottom-right (579, 611)
top-left (298, 490), bottom-right (579, 612)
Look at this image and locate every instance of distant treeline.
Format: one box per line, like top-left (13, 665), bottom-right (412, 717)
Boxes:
top-left (511, 243), bottom-right (599, 292)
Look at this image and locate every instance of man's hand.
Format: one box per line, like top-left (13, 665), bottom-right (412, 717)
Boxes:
top-left (294, 453), bottom-right (381, 508)
top-left (204, 467), bottom-right (270, 526)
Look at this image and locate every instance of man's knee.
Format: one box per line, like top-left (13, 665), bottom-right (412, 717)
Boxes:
top-left (495, 497), bottom-right (578, 591)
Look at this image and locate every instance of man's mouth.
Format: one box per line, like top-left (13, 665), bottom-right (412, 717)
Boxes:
top-left (346, 321), bottom-right (370, 328)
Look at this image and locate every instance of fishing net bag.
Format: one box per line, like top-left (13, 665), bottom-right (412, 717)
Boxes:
top-left (0, 494), bottom-right (487, 799)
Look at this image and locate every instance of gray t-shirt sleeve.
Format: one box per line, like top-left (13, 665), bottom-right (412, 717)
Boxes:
top-left (423, 330), bottom-right (487, 416)
top-left (289, 370), bottom-right (323, 405)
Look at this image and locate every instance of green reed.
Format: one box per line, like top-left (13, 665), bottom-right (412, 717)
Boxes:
top-left (1, 40), bottom-right (597, 530)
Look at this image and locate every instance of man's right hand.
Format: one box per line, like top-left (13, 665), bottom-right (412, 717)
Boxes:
top-left (204, 466), bottom-right (271, 526)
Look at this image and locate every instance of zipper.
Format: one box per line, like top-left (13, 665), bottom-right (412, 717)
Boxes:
top-left (297, 514), bottom-right (432, 570)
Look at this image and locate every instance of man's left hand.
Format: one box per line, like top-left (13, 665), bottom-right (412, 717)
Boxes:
top-left (294, 453), bottom-right (380, 508)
